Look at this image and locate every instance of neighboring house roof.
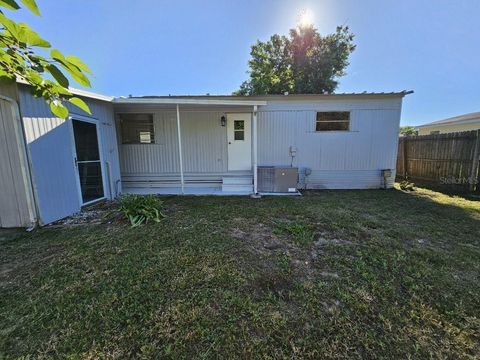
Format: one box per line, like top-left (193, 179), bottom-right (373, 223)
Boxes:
top-left (416, 112), bottom-right (480, 129)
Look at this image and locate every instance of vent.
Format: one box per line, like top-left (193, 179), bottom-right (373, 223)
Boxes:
top-left (258, 167), bottom-right (298, 193)
top-left (258, 166), bottom-right (275, 192)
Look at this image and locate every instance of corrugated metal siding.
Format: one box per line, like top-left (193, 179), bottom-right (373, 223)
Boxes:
top-left (17, 85), bottom-right (121, 224)
top-left (117, 97), bottom-right (403, 190)
top-left (0, 92), bottom-right (35, 227)
top-left (119, 110), bottom-right (228, 181)
top-left (257, 97), bottom-right (402, 189)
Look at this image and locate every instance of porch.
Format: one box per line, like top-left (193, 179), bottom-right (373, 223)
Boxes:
top-left (113, 97), bottom-right (266, 195)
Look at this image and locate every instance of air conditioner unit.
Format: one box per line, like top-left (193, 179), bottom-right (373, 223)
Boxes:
top-left (258, 166), bottom-right (298, 193)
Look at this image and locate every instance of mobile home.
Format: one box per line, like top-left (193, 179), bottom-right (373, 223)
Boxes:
top-left (0, 83), bottom-right (411, 227)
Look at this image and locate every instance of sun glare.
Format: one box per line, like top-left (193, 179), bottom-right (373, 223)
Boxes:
top-left (298, 9), bottom-right (314, 27)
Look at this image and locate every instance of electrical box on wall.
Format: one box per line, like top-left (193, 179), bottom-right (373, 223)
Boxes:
top-left (289, 146), bottom-right (297, 157)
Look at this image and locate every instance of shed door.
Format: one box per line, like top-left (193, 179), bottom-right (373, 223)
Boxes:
top-left (72, 119), bottom-right (105, 205)
top-left (227, 113), bottom-right (252, 171)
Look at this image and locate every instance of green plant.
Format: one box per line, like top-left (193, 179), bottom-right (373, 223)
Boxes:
top-left (0, 0), bottom-right (92, 117)
top-left (118, 194), bottom-right (165, 227)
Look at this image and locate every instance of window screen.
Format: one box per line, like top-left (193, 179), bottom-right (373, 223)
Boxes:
top-left (119, 114), bottom-right (155, 144)
top-left (316, 112), bottom-right (350, 131)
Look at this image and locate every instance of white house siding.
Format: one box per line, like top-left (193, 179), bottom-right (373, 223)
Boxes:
top-left (257, 97), bottom-right (403, 189)
top-left (116, 107), bottom-right (249, 189)
top-left (0, 84), bottom-right (36, 227)
top-left (17, 85), bottom-right (121, 224)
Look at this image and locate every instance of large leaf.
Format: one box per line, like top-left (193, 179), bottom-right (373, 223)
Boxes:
top-left (50, 48), bottom-right (65, 63)
top-left (18, 23), bottom-right (50, 47)
top-left (51, 49), bottom-right (91, 87)
top-left (65, 55), bottom-right (91, 74)
top-left (61, 63), bottom-right (91, 87)
top-left (0, 0), bottom-right (20, 11)
top-left (68, 97), bottom-right (91, 115)
top-left (49, 101), bottom-right (68, 118)
top-left (0, 13), bottom-right (20, 38)
top-left (46, 64), bottom-right (69, 88)
top-left (19, 0), bottom-right (39, 15)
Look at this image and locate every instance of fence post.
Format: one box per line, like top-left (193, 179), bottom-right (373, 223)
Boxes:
top-left (469, 130), bottom-right (480, 192)
top-left (403, 136), bottom-right (408, 179)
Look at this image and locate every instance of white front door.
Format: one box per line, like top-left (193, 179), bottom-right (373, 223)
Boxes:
top-left (227, 113), bottom-right (252, 171)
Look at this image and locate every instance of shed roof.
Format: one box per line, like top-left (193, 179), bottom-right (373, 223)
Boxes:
top-left (416, 112), bottom-right (480, 128)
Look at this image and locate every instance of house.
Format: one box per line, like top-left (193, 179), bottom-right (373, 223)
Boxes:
top-left (0, 82), bottom-right (412, 227)
top-left (416, 112), bottom-right (480, 135)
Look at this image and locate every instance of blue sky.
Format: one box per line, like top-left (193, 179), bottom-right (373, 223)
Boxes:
top-left (8, 0), bottom-right (480, 125)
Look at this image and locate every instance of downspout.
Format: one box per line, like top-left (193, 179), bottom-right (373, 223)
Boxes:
top-left (252, 105), bottom-right (258, 194)
top-left (0, 94), bottom-right (38, 228)
top-left (176, 104), bottom-right (185, 194)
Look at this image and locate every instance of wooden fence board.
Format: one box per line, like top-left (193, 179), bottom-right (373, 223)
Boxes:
top-left (396, 131), bottom-right (480, 192)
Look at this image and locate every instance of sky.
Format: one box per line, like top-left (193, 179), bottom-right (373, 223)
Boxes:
top-left (7, 0), bottom-right (480, 125)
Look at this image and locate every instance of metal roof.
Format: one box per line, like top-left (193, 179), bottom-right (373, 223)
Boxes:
top-left (120, 90), bottom-right (413, 101)
top-left (416, 112), bottom-right (480, 128)
top-left (113, 97), bottom-right (267, 106)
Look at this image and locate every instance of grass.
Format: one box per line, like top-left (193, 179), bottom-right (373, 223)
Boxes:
top-left (1, 185), bottom-right (479, 359)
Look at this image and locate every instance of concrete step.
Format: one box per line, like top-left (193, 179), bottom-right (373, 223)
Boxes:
top-left (222, 176), bottom-right (253, 185)
top-left (221, 184), bottom-right (254, 193)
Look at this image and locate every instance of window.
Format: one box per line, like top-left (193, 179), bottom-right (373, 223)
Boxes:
top-left (119, 114), bottom-right (154, 144)
top-left (234, 120), bottom-right (245, 141)
top-left (316, 112), bottom-right (350, 131)
top-left (430, 131), bottom-right (440, 135)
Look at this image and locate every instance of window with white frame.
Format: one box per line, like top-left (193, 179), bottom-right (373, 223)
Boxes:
top-left (315, 111), bottom-right (350, 131)
top-left (119, 114), bottom-right (155, 144)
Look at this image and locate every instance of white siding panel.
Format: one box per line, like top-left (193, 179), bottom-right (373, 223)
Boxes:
top-left (257, 101), bottom-right (402, 189)
top-left (0, 95), bottom-right (35, 227)
top-left (119, 110), bottom-right (228, 179)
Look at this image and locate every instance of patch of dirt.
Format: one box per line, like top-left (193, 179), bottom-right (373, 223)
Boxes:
top-left (231, 223), bottom-right (349, 282)
top-left (231, 223), bottom-right (287, 256)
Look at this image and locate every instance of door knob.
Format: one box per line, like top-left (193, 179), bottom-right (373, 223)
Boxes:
top-left (228, 142), bottom-right (231, 144)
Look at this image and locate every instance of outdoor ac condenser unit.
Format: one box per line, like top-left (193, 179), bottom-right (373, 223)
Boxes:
top-left (258, 166), bottom-right (298, 193)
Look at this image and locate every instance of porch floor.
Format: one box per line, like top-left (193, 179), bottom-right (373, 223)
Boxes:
top-left (123, 187), bottom-right (303, 196)
top-left (124, 187), bottom-right (252, 196)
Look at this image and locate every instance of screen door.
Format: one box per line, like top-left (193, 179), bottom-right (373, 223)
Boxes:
top-left (72, 119), bottom-right (104, 204)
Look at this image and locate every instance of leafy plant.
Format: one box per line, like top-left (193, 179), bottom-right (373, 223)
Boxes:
top-left (118, 194), bottom-right (165, 227)
top-left (0, 0), bottom-right (92, 117)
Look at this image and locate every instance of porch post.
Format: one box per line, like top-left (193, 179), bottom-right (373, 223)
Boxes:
top-left (253, 105), bottom-right (258, 194)
top-left (176, 104), bottom-right (185, 194)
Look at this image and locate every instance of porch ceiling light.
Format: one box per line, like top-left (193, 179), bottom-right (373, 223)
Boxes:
top-left (221, 115), bottom-right (226, 127)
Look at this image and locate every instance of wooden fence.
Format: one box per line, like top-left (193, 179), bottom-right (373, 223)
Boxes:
top-left (397, 130), bottom-right (480, 192)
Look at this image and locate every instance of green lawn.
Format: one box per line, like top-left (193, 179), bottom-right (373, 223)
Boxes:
top-left (1, 186), bottom-right (479, 359)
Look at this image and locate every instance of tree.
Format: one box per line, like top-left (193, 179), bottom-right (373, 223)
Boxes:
top-left (235, 25), bottom-right (355, 95)
top-left (400, 126), bottom-right (417, 136)
top-left (0, 0), bottom-right (91, 117)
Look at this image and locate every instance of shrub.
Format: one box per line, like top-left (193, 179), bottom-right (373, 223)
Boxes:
top-left (118, 194), bottom-right (165, 227)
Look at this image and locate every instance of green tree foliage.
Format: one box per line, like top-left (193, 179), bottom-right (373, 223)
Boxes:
top-left (400, 126), bottom-right (417, 136)
top-left (0, 0), bottom-right (91, 117)
top-left (235, 25), bottom-right (355, 95)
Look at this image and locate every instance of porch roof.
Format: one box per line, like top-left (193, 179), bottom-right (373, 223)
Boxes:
top-left (113, 97), bottom-right (267, 106)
